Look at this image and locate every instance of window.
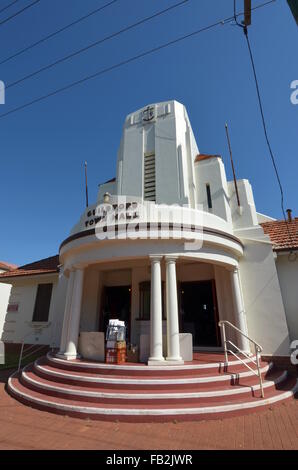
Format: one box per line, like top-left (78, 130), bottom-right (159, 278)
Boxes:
top-left (206, 183), bottom-right (212, 209)
top-left (144, 152), bottom-right (156, 201)
top-left (139, 281), bottom-right (165, 320)
top-left (32, 283), bottom-right (53, 322)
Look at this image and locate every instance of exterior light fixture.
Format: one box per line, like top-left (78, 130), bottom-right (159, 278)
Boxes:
top-left (103, 192), bottom-right (111, 203)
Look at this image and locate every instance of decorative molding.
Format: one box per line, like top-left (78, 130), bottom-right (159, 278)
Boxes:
top-left (60, 225), bottom-right (244, 251)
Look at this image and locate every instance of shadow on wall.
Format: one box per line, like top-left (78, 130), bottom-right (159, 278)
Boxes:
top-left (245, 271), bottom-right (279, 314)
top-left (273, 337), bottom-right (296, 360)
top-left (242, 244), bottom-right (291, 357)
top-left (212, 186), bottom-right (230, 208)
top-left (244, 271), bottom-right (290, 357)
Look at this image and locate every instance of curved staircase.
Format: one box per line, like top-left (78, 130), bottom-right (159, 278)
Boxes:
top-left (7, 352), bottom-right (297, 422)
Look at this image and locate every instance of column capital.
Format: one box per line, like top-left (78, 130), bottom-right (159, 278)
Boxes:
top-left (230, 266), bottom-right (239, 275)
top-left (149, 255), bottom-right (163, 263)
top-left (165, 255), bottom-right (179, 264)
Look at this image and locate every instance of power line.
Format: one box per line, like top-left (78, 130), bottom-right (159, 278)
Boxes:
top-left (6, 0), bottom-right (190, 90)
top-left (233, 0), bottom-right (295, 254)
top-left (0, 0), bottom-right (41, 27)
top-left (0, 0), bottom-right (119, 65)
top-left (0, 0), bottom-right (21, 15)
top-left (0, 0), bottom-right (276, 120)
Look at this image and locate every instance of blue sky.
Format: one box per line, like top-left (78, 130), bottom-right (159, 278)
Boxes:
top-left (0, 0), bottom-right (297, 266)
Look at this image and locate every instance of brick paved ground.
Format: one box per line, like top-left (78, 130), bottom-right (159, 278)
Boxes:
top-left (0, 371), bottom-right (297, 450)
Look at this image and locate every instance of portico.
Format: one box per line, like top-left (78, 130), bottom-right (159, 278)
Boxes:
top-left (57, 248), bottom-right (248, 365)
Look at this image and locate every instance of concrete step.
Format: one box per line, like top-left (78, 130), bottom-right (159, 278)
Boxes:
top-left (20, 365), bottom-right (288, 404)
top-left (33, 358), bottom-right (273, 390)
top-left (8, 371), bottom-right (298, 423)
top-left (46, 352), bottom-right (258, 376)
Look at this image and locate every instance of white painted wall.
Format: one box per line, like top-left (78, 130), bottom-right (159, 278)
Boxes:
top-left (275, 254), bottom-right (298, 343)
top-left (238, 239), bottom-right (290, 356)
top-left (115, 101), bottom-right (198, 207)
top-left (195, 157), bottom-right (232, 224)
top-left (229, 179), bottom-right (259, 229)
top-left (0, 269), bottom-right (12, 337)
top-left (0, 274), bottom-right (65, 347)
top-left (80, 268), bottom-right (102, 332)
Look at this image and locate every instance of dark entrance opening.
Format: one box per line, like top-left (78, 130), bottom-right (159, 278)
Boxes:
top-left (100, 286), bottom-right (131, 341)
top-left (180, 281), bottom-right (221, 348)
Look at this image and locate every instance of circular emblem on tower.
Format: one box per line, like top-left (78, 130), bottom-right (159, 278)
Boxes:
top-left (142, 105), bottom-right (155, 122)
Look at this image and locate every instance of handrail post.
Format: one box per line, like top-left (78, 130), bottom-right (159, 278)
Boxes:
top-left (18, 341), bottom-right (25, 372)
top-left (219, 320), bottom-right (264, 398)
top-left (221, 323), bottom-right (228, 365)
top-left (255, 345), bottom-right (264, 398)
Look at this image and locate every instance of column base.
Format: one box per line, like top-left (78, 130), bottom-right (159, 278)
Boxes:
top-left (56, 352), bottom-right (81, 361)
top-left (148, 357), bottom-right (165, 366)
top-left (166, 357), bottom-right (184, 365)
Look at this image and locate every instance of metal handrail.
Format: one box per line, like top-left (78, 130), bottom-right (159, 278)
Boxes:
top-left (218, 320), bottom-right (264, 398)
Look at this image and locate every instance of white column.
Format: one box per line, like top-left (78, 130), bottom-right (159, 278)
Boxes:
top-left (165, 256), bottom-right (183, 363)
top-left (58, 269), bottom-right (75, 356)
top-left (63, 267), bottom-right (85, 359)
top-left (148, 256), bottom-right (164, 364)
top-left (230, 267), bottom-right (250, 353)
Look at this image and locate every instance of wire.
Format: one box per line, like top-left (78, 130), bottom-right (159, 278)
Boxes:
top-left (0, 24), bottom-right (237, 119)
top-left (0, 0), bottom-right (119, 65)
top-left (0, 0), bottom-right (21, 15)
top-left (233, 0), bottom-right (296, 257)
top-left (0, 0), bottom-right (276, 120)
top-left (244, 32), bottom-right (286, 220)
top-left (0, 0), bottom-right (41, 27)
top-left (6, 0), bottom-right (190, 90)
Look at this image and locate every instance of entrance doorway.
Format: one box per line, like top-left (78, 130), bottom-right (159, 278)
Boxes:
top-left (100, 286), bottom-right (131, 341)
top-left (180, 281), bottom-right (221, 348)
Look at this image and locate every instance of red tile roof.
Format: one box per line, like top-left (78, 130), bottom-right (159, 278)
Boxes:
top-left (0, 255), bottom-right (59, 279)
top-left (0, 261), bottom-right (18, 271)
top-left (261, 218), bottom-right (298, 251)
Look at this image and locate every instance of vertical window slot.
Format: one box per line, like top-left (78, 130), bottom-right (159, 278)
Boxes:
top-left (144, 153), bottom-right (156, 201)
top-left (206, 184), bottom-right (212, 209)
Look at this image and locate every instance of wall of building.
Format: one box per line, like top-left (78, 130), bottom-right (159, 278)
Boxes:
top-left (239, 239), bottom-right (290, 356)
top-left (276, 254), bottom-right (298, 343)
top-left (80, 268), bottom-right (102, 332)
top-left (0, 274), bottom-right (65, 347)
top-left (116, 101), bottom-right (198, 207)
top-left (0, 270), bottom-right (12, 337)
top-left (195, 157), bottom-right (232, 224)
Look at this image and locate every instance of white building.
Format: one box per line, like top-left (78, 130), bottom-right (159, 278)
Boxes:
top-left (1, 101), bottom-right (297, 421)
top-left (0, 101), bottom-right (298, 420)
